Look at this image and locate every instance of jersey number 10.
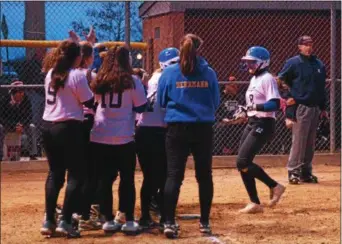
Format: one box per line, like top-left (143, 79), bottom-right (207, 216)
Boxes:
top-left (101, 91), bottom-right (122, 108)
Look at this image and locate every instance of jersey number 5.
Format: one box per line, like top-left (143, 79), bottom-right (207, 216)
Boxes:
top-left (47, 86), bottom-right (57, 105)
top-left (101, 91), bottom-right (122, 108)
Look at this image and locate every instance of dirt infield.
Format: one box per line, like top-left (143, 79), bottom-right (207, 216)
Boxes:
top-left (1, 155), bottom-right (341, 244)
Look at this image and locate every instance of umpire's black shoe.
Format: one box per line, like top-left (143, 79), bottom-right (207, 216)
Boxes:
top-left (30, 155), bottom-right (38, 160)
top-left (288, 171), bottom-right (300, 185)
top-left (301, 174), bottom-right (318, 183)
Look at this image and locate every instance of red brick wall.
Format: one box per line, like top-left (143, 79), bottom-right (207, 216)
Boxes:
top-left (143, 13), bottom-right (184, 74)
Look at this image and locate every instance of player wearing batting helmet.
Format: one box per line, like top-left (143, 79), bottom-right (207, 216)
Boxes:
top-left (135, 47), bottom-right (180, 230)
top-left (236, 46), bottom-right (285, 214)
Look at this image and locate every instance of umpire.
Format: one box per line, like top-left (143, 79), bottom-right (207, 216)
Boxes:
top-left (157, 34), bottom-right (220, 238)
top-left (278, 35), bottom-right (328, 184)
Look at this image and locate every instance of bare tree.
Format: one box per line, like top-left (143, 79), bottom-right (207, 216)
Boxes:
top-left (71, 2), bottom-right (142, 42)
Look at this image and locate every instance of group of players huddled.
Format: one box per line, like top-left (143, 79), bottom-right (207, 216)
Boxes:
top-left (39, 28), bottom-right (287, 239)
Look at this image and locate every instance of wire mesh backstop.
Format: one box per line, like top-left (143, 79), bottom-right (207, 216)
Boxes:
top-left (0, 1), bottom-right (341, 161)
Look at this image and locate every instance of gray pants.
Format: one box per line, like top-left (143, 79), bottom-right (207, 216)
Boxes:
top-left (0, 123), bottom-right (38, 160)
top-left (287, 104), bottom-right (320, 174)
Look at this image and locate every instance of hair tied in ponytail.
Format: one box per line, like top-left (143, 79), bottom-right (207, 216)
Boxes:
top-left (193, 36), bottom-right (203, 49)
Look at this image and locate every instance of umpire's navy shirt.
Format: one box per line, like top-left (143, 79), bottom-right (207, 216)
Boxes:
top-left (278, 53), bottom-right (326, 110)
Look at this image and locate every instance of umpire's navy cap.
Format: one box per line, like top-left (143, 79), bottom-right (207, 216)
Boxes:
top-left (297, 35), bottom-right (313, 45)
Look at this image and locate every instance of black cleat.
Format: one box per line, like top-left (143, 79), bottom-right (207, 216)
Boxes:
top-left (199, 222), bottom-right (212, 234)
top-left (138, 218), bottom-right (158, 230)
top-left (164, 223), bottom-right (179, 239)
top-left (40, 220), bottom-right (56, 237)
top-left (56, 220), bottom-right (81, 238)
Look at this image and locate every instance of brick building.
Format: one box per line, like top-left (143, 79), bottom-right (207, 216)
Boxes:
top-left (139, 1), bottom-right (341, 81)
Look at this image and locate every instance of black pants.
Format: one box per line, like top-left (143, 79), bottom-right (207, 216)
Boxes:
top-left (135, 126), bottom-right (167, 221)
top-left (237, 117), bottom-right (278, 204)
top-left (42, 120), bottom-right (86, 224)
top-left (79, 115), bottom-right (99, 220)
top-left (94, 141), bottom-right (136, 221)
top-left (164, 123), bottom-right (214, 224)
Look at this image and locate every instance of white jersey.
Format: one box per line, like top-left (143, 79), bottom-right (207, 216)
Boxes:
top-left (246, 72), bottom-right (280, 118)
top-left (90, 76), bottom-right (147, 145)
top-left (42, 69), bottom-right (93, 122)
top-left (79, 68), bottom-right (96, 116)
top-left (136, 72), bottom-right (166, 128)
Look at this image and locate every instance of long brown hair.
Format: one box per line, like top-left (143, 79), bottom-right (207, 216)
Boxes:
top-left (180, 34), bottom-right (203, 76)
top-left (91, 45), bottom-right (134, 94)
top-left (79, 42), bottom-right (93, 68)
top-left (42, 48), bottom-right (60, 73)
top-left (50, 40), bottom-right (81, 92)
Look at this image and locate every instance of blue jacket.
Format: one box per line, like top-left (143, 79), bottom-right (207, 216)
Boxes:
top-left (278, 54), bottom-right (326, 110)
top-left (157, 57), bottom-right (220, 123)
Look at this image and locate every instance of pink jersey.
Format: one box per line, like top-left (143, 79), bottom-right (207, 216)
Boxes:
top-left (42, 69), bottom-right (93, 122)
top-left (90, 76), bottom-right (147, 145)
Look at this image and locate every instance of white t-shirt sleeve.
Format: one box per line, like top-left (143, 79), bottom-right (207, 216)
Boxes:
top-left (263, 76), bottom-right (280, 101)
top-left (73, 71), bottom-right (93, 103)
top-left (132, 77), bottom-right (147, 107)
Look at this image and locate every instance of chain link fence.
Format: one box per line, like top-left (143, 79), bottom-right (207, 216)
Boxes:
top-left (0, 1), bottom-right (341, 161)
top-left (141, 1), bottom-right (341, 155)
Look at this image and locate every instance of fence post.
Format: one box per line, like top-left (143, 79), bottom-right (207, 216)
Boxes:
top-left (148, 38), bottom-right (154, 75)
top-left (24, 2), bottom-right (46, 60)
top-left (330, 2), bottom-right (336, 154)
top-left (125, 1), bottom-right (131, 49)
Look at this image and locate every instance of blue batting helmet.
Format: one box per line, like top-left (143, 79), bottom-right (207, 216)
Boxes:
top-left (158, 47), bottom-right (180, 70)
top-left (241, 46), bottom-right (270, 73)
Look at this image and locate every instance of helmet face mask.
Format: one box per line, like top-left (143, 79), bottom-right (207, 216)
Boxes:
top-left (241, 46), bottom-right (270, 74)
top-left (241, 59), bottom-right (261, 74)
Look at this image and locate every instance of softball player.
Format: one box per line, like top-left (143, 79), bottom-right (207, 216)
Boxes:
top-left (135, 47), bottom-right (180, 230)
top-left (90, 45), bottom-right (147, 234)
top-left (132, 68), bottom-right (161, 217)
top-left (73, 42), bottom-right (104, 231)
top-left (157, 34), bottom-right (220, 238)
top-left (237, 46), bottom-right (285, 214)
top-left (109, 68), bottom-right (150, 228)
top-left (40, 40), bottom-right (94, 238)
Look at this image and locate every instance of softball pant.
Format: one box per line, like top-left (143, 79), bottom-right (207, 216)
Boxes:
top-left (164, 122), bottom-right (214, 225)
top-left (93, 141), bottom-right (137, 222)
top-left (135, 126), bottom-right (167, 221)
top-left (236, 116), bottom-right (278, 204)
top-left (42, 120), bottom-right (86, 224)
